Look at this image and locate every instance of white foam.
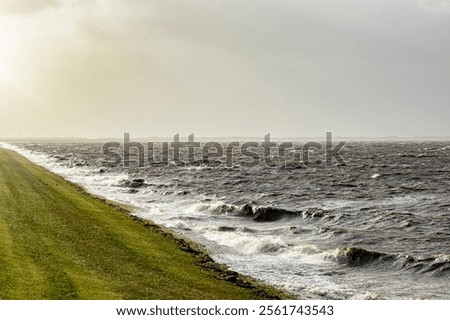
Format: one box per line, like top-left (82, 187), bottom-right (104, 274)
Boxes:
top-left (4, 142), bottom-right (441, 299)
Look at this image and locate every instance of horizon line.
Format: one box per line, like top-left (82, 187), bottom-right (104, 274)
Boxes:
top-left (1, 135), bottom-right (450, 141)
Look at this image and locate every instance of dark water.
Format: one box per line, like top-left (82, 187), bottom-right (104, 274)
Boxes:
top-left (8, 140), bottom-right (450, 299)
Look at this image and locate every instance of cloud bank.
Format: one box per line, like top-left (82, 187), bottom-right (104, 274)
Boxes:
top-left (0, 0), bottom-right (449, 138)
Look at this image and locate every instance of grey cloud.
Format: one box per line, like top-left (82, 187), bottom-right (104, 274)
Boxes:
top-left (1, 0), bottom-right (449, 137)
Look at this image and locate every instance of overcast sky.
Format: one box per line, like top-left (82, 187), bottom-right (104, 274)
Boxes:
top-left (0, 0), bottom-right (449, 138)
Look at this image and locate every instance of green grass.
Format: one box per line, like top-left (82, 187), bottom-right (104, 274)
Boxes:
top-left (0, 148), bottom-right (289, 299)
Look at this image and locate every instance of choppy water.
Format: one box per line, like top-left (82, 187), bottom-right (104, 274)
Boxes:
top-left (3, 140), bottom-right (450, 299)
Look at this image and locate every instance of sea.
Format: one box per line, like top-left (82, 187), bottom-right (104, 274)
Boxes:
top-left (2, 139), bottom-right (449, 299)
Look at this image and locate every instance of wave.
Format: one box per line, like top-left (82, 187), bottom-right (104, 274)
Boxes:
top-left (115, 178), bottom-right (148, 188)
top-left (325, 247), bottom-right (450, 277)
top-left (190, 201), bottom-right (341, 224)
top-left (189, 201), bottom-right (300, 221)
top-left (216, 233), bottom-right (450, 278)
top-left (189, 202), bottom-right (240, 215)
top-left (246, 204), bottom-right (338, 222)
top-left (396, 254), bottom-right (450, 276)
top-left (251, 206), bottom-right (301, 222)
top-left (327, 247), bottom-right (394, 266)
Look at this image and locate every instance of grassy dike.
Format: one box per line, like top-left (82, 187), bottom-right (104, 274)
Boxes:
top-left (0, 148), bottom-right (291, 300)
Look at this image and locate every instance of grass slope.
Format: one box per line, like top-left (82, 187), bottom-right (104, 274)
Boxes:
top-left (0, 148), bottom-right (288, 299)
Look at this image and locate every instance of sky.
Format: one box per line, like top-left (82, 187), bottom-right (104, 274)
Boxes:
top-left (0, 0), bottom-right (449, 138)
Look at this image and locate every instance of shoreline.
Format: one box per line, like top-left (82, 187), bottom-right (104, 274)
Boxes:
top-left (0, 148), bottom-right (296, 300)
top-left (65, 174), bottom-right (297, 300)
